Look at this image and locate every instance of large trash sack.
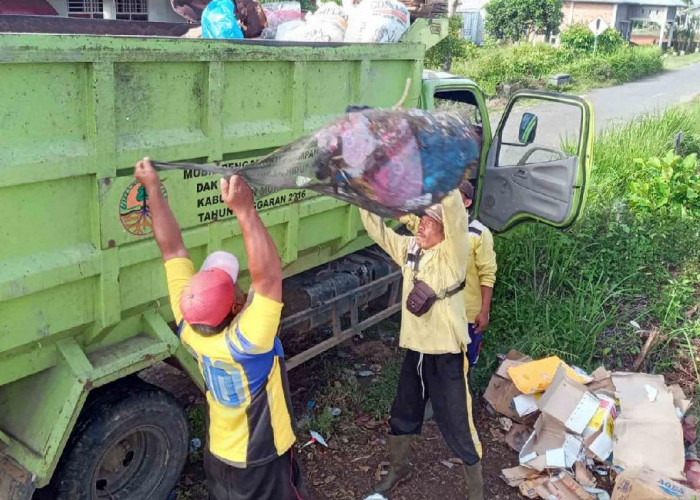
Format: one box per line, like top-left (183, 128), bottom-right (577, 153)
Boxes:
top-left (171, 0), bottom-right (211, 22)
top-left (234, 0), bottom-right (267, 37)
top-left (155, 109), bottom-right (481, 218)
top-left (260, 1), bottom-right (302, 38)
top-left (201, 0), bottom-right (243, 38)
top-left (344, 0), bottom-right (410, 43)
top-left (276, 3), bottom-right (348, 42)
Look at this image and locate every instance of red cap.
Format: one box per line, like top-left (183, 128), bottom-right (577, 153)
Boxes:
top-left (179, 269), bottom-right (235, 327)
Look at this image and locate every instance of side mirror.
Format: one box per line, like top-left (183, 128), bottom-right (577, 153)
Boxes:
top-left (518, 113), bottom-right (538, 145)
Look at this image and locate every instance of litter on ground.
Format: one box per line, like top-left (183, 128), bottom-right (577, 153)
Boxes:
top-left (485, 352), bottom-right (700, 499)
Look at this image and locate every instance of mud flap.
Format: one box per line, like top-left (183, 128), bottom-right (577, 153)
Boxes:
top-left (0, 452), bottom-right (36, 500)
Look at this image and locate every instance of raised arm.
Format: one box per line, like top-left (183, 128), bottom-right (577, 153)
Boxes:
top-left (441, 189), bottom-right (470, 272)
top-left (220, 175), bottom-right (282, 302)
top-left (134, 158), bottom-right (188, 262)
top-left (360, 209), bottom-right (411, 266)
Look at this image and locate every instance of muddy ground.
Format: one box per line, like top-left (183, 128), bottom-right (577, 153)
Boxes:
top-left (142, 337), bottom-right (524, 500)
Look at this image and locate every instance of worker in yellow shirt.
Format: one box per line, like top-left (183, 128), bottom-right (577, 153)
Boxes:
top-left (400, 181), bottom-right (497, 370)
top-left (458, 181), bottom-right (497, 369)
top-left (361, 190), bottom-right (483, 500)
top-left (133, 158), bottom-right (307, 500)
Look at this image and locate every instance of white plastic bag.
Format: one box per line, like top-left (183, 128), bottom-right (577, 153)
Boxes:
top-left (344, 0), bottom-right (409, 43)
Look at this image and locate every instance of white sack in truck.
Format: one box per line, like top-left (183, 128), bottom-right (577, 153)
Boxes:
top-left (344, 0), bottom-right (410, 43)
top-left (260, 1), bottom-right (302, 39)
top-left (276, 3), bottom-right (348, 42)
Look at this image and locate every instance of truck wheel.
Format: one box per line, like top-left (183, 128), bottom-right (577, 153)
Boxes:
top-left (53, 379), bottom-right (189, 500)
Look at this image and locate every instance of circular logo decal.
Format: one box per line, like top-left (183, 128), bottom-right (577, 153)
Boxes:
top-left (119, 180), bottom-right (168, 236)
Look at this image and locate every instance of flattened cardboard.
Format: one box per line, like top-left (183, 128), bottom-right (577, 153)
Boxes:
top-left (537, 365), bottom-right (600, 435)
top-left (613, 417), bottom-right (684, 479)
top-left (508, 356), bottom-right (593, 395)
top-left (612, 372), bottom-right (685, 479)
top-left (537, 471), bottom-right (596, 500)
top-left (500, 465), bottom-right (541, 487)
top-left (611, 468), bottom-right (700, 500)
top-left (612, 372), bottom-right (675, 416)
top-left (519, 414), bottom-right (582, 471)
top-left (582, 395), bottom-right (616, 462)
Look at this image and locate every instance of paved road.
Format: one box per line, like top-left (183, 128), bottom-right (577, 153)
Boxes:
top-left (583, 62), bottom-right (700, 132)
top-left (493, 62), bottom-right (700, 154)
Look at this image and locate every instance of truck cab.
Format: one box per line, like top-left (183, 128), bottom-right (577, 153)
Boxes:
top-left (421, 70), bottom-right (594, 233)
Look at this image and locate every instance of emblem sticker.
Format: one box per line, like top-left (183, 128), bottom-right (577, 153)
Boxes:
top-left (119, 180), bottom-right (168, 236)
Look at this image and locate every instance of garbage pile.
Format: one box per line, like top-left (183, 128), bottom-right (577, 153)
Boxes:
top-left (194, 0), bottom-right (411, 43)
top-left (485, 351), bottom-right (700, 499)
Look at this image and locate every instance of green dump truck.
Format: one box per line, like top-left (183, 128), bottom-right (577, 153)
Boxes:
top-left (0, 17), bottom-right (593, 499)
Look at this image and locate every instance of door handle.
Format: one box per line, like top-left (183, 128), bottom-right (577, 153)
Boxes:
top-left (514, 169), bottom-right (528, 179)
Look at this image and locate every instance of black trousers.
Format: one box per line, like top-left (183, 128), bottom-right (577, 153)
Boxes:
top-left (204, 447), bottom-right (308, 500)
top-left (389, 349), bottom-right (482, 466)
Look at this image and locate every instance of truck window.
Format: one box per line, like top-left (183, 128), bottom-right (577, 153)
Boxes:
top-left (496, 98), bottom-right (582, 168)
top-left (434, 90), bottom-right (482, 125)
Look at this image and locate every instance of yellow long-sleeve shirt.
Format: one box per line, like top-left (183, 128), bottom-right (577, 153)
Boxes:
top-left (360, 190), bottom-right (470, 354)
top-left (400, 215), bottom-right (497, 324)
top-left (464, 220), bottom-right (497, 323)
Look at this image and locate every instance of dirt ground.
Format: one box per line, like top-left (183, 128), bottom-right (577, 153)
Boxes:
top-left (142, 354), bottom-right (524, 500)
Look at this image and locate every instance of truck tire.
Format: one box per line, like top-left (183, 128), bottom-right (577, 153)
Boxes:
top-left (52, 378), bottom-right (189, 500)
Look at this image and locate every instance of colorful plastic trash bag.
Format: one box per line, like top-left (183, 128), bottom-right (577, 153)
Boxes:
top-left (202, 0), bottom-right (244, 39)
top-left (150, 108), bottom-right (482, 218)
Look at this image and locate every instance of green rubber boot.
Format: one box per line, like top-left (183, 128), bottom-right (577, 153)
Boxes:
top-left (463, 461), bottom-right (484, 500)
top-left (373, 434), bottom-right (413, 495)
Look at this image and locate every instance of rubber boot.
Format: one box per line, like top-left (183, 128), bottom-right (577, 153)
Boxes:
top-left (463, 461), bottom-right (484, 500)
top-left (373, 434), bottom-right (412, 495)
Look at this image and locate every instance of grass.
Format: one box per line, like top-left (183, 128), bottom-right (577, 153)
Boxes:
top-left (663, 50), bottom-right (700, 70)
top-left (443, 43), bottom-right (663, 96)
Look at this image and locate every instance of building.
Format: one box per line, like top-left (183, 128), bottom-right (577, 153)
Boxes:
top-left (455, 0), bottom-right (487, 44)
top-left (560, 0), bottom-right (686, 47)
top-left (0, 0), bottom-right (185, 23)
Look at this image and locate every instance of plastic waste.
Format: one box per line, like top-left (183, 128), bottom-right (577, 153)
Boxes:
top-left (201, 0), bottom-right (244, 39)
top-left (150, 108), bottom-right (481, 218)
top-left (344, 0), bottom-right (410, 43)
top-left (261, 1), bottom-right (302, 38)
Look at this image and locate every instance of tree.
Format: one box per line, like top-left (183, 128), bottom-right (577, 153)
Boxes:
top-left (485, 0), bottom-right (563, 42)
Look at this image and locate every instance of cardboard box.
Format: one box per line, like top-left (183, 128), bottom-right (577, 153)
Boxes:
top-left (611, 468), bottom-right (700, 500)
top-left (587, 366), bottom-right (616, 398)
top-left (484, 374), bottom-right (523, 422)
top-left (519, 414), bottom-right (582, 471)
top-left (612, 373), bottom-right (685, 479)
top-left (484, 352), bottom-right (538, 424)
top-left (500, 465), bottom-right (542, 487)
top-left (536, 471), bottom-right (596, 500)
top-left (536, 365), bottom-right (600, 435)
top-left (582, 394), bottom-right (616, 462)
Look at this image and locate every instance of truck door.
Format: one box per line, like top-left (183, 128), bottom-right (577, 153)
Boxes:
top-left (476, 90), bottom-right (594, 233)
